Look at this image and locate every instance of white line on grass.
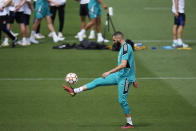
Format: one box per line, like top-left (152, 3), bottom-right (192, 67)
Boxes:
top-left (0, 77), bottom-right (196, 81)
top-left (144, 7), bottom-right (170, 11)
top-left (66, 39), bottom-right (196, 43)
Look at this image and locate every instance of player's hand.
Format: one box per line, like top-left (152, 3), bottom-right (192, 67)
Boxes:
top-left (0, 8), bottom-right (3, 11)
top-left (133, 80), bottom-right (138, 88)
top-left (102, 72), bottom-right (110, 78)
top-left (175, 12), bottom-right (179, 17)
top-left (15, 5), bottom-right (21, 11)
top-left (56, 4), bottom-right (61, 7)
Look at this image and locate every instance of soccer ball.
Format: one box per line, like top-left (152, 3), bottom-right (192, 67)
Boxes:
top-left (65, 73), bottom-right (78, 85)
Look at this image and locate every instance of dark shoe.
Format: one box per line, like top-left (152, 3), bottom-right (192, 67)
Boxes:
top-left (12, 37), bottom-right (17, 48)
top-left (121, 123), bottom-right (134, 129)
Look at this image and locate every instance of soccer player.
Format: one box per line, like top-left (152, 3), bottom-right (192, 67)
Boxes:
top-left (49, 0), bottom-right (66, 40)
top-left (33, 0), bottom-right (45, 39)
top-left (64, 31), bottom-right (136, 129)
top-left (77, 0), bottom-right (107, 43)
top-left (30, 0), bottom-right (63, 44)
top-left (17, 0), bottom-right (32, 46)
top-left (0, 0), bottom-right (17, 48)
top-left (2, 0), bottom-right (27, 46)
top-left (172, 0), bottom-right (188, 48)
top-left (75, 0), bottom-right (95, 40)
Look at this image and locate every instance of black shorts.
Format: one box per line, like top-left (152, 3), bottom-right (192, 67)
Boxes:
top-left (80, 4), bottom-right (89, 16)
top-left (174, 13), bottom-right (186, 26)
top-left (24, 14), bottom-right (30, 26)
top-left (15, 12), bottom-right (25, 24)
top-left (0, 15), bottom-right (7, 22)
top-left (7, 11), bottom-right (24, 24)
top-left (7, 11), bottom-right (15, 24)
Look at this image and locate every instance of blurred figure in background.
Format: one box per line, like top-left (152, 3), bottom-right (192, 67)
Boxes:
top-left (49, 0), bottom-right (66, 40)
top-left (17, 0), bottom-right (33, 46)
top-left (30, 0), bottom-right (64, 44)
top-left (33, 0), bottom-right (45, 39)
top-left (75, 0), bottom-right (95, 40)
top-left (77, 0), bottom-right (107, 43)
top-left (3, 0), bottom-right (26, 46)
top-left (0, 0), bottom-right (17, 47)
top-left (172, 0), bottom-right (188, 48)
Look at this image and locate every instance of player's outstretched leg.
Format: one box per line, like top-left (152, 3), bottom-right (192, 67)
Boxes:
top-left (63, 73), bottom-right (118, 96)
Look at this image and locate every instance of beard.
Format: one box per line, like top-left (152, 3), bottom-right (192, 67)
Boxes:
top-left (115, 42), bottom-right (121, 51)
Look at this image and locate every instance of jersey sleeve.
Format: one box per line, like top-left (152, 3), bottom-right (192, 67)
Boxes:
top-left (122, 44), bottom-right (130, 60)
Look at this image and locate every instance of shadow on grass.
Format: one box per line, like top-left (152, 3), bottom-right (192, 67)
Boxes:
top-left (77, 122), bottom-right (151, 128)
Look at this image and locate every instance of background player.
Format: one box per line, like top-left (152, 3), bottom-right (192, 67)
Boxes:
top-left (77, 0), bottom-right (107, 43)
top-left (172, 0), bottom-right (188, 48)
top-left (0, 0), bottom-right (17, 48)
top-left (75, 0), bottom-right (95, 40)
top-left (30, 0), bottom-right (63, 44)
top-left (64, 31), bottom-right (136, 129)
top-left (49, 0), bottom-right (66, 40)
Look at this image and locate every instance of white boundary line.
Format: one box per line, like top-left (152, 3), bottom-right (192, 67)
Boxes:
top-left (66, 39), bottom-right (196, 43)
top-left (0, 77), bottom-right (196, 81)
top-left (144, 7), bottom-right (170, 11)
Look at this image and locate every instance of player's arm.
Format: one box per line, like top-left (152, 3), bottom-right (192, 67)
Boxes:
top-left (132, 62), bottom-right (138, 88)
top-left (97, 0), bottom-right (107, 9)
top-left (15, 0), bottom-right (26, 11)
top-left (1, 0), bottom-right (12, 10)
top-left (27, 0), bottom-right (33, 11)
top-left (102, 60), bottom-right (127, 78)
top-left (174, 0), bottom-right (179, 17)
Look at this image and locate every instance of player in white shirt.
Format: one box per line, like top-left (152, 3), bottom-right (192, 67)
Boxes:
top-left (3, 0), bottom-right (27, 46)
top-left (75, 0), bottom-right (95, 40)
top-left (49, 0), bottom-right (66, 40)
top-left (172, 0), bottom-right (188, 48)
top-left (17, 0), bottom-right (32, 46)
top-left (0, 0), bottom-right (17, 47)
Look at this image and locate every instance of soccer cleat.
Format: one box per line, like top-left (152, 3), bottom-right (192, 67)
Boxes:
top-left (35, 33), bottom-right (45, 39)
top-left (30, 37), bottom-right (39, 44)
top-left (88, 31), bottom-right (95, 39)
top-left (103, 39), bottom-right (110, 43)
top-left (63, 85), bottom-right (75, 96)
top-left (58, 37), bottom-right (65, 41)
top-left (182, 43), bottom-right (189, 48)
top-left (121, 123), bottom-right (134, 129)
top-left (97, 36), bottom-right (104, 43)
top-left (12, 37), bottom-right (17, 48)
top-left (78, 32), bottom-right (84, 41)
top-left (1, 41), bottom-right (9, 47)
top-left (48, 32), bottom-right (53, 37)
top-left (58, 32), bottom-right (65, 40)
top-left (75, 32), bottom-right (86, 39)
top-left (172, 41), bottom-right (178, 48)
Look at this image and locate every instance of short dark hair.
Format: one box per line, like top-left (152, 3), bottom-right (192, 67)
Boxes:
top-left (112, 31), bottom-right (124, 38)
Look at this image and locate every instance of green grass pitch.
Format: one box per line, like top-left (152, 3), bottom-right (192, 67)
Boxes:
top-left (0, 0), bottom-right (196, 131)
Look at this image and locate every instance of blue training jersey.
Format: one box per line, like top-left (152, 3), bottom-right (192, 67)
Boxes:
top-left (89, 0), bottom-right (100, 7)
top-left (36, 0), bottom-right (48, 5)
top-left (117, 42), bottom-right (135, 82)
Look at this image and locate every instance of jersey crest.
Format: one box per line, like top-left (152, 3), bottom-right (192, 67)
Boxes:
top-left (123, 44), bottom-right (128, 55)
